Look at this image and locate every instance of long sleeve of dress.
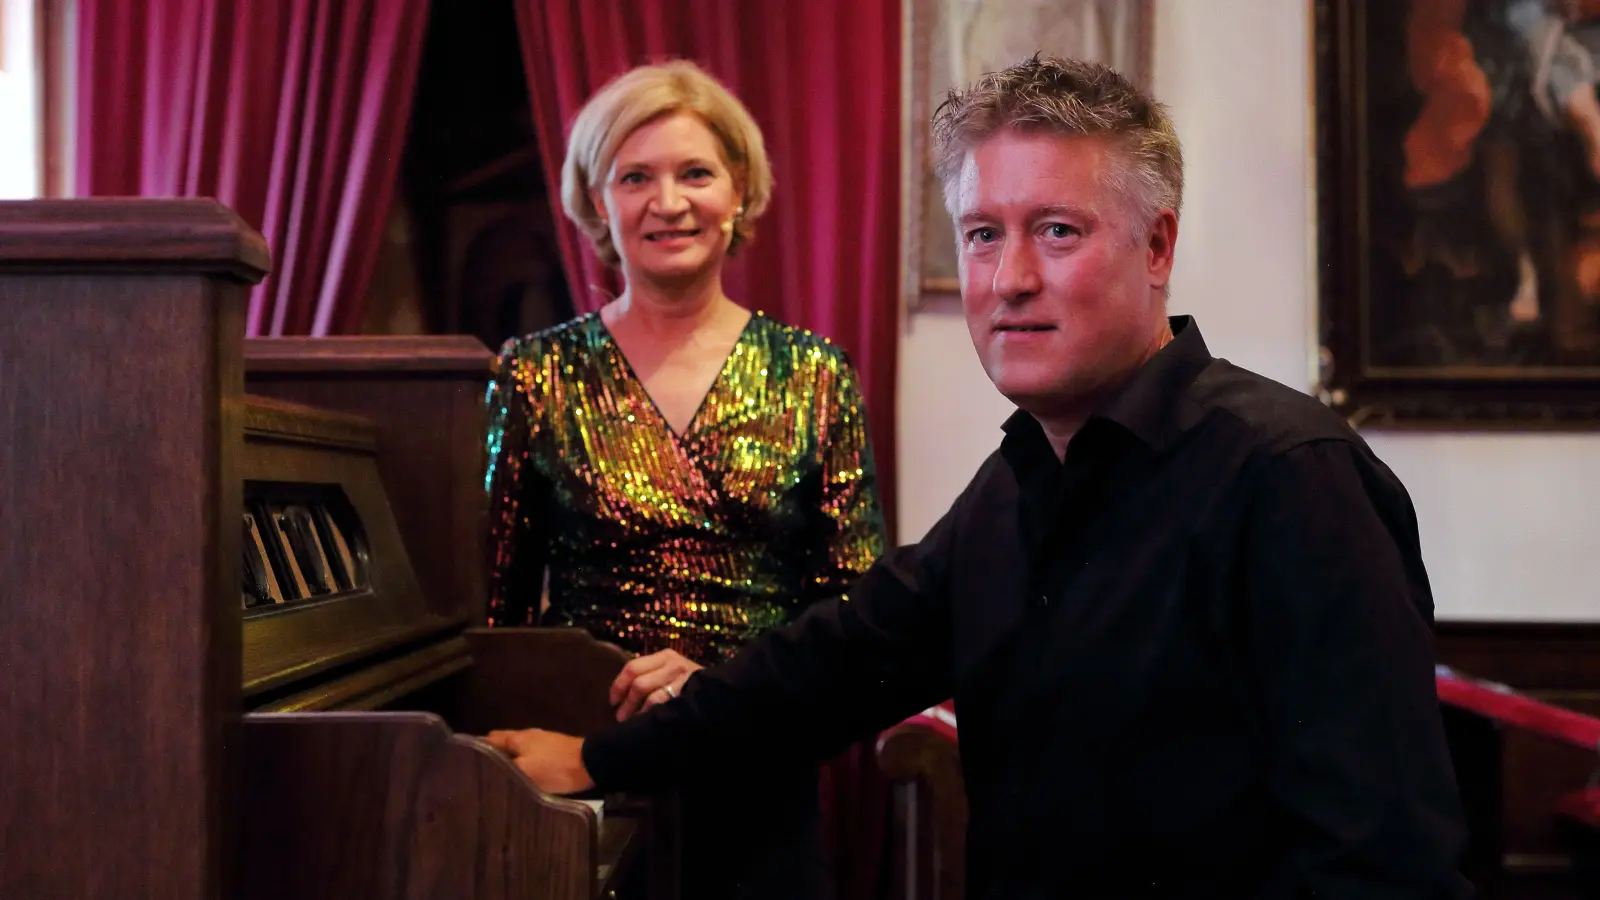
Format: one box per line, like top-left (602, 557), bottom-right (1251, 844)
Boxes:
top-left (805, 357), bottom-right (888, 600)
top-left (485, 338), bottom-right (550, 627)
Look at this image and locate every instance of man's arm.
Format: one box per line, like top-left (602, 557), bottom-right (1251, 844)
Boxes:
top-left (580, 509), bottom-right (960, 792)
top-left (1241, 439), bottom-right (1472, 900)
top-left (491, 490), bottom-right (971, 795)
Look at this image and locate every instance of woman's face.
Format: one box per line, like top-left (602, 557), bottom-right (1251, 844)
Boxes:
top-left (595, 113), bottom-right (742, 285)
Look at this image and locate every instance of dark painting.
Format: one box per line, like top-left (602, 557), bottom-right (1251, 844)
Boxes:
top-left (1317, 0), bottom-right (1600, 425)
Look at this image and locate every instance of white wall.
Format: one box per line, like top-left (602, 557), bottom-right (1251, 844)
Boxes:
top-left (896, 0), bottom-right (1600, 622)
top-left (0, 0), bottom-right (38, 199)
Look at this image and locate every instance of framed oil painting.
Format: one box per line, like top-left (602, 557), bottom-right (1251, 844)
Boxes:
top-left (900, 0), bottom-right (1153, 310)
top-left (1317, 0), bottom-right (1600, 426)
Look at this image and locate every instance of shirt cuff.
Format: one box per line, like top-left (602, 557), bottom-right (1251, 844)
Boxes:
top-left (580, 716), bottom-right (660, 793)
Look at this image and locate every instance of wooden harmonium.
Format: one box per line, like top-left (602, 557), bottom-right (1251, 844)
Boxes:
top-left (241, 483), bottom-right (363, 612)
top-left (238, 394), bottom-right (468, 712)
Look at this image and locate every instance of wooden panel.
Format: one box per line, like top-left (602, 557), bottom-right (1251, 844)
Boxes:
top-left (1437, 622), bottom-right (1600, 898)
top-left (434, 627), bottom-right (677, 900)
top-left (0, 197), bottom-right (272, 275)
top-left (240, 712), bottom-right (604, 900)
top-left (0, 198), bottom-right (267, 900)
top-left (245, 336), bottom-right (495, 623)
top-left (449, 627), bottom-right (632, 737)
top-left (238, 394), bottom-right (463, 706)
top-left (1436, 622), bottom-right (1600, 690)
top-left (1501, 724), bottom-right (1600, 866)
top-left (245, 335), bottom-right (495, 372)
top-left (257, 635), bottom-right (474, 713)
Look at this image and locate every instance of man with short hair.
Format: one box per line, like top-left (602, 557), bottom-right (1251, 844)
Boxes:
top-left (489, 55), bottom-right (1472, 899)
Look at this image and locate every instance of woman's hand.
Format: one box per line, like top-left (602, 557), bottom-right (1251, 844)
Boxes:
top-left (610, 648), bottom-right (701, 720)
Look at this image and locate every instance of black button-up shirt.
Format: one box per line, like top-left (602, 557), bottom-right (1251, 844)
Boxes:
top-left (585, 316), bottom-right (1472, 899)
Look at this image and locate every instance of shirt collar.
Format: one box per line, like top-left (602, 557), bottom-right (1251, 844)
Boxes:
top-left (1001, 315), bottom-right (1215, 455)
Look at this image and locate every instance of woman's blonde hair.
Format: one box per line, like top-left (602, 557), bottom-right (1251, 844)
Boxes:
top-left (561, 60), bottom-right (773, 267)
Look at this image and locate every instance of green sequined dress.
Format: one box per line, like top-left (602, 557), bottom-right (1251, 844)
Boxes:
top-left (484, 310), bottom-right (887, 665)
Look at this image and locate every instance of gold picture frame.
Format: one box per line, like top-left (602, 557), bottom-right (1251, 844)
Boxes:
top-left (900, 0), bottom-right (1154, 311)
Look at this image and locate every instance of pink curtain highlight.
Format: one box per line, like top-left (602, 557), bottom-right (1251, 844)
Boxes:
top-left (75, 0), bottom-right (430, 335)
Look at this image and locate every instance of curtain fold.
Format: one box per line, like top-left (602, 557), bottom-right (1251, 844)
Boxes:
top-left (76, 0), bottom-right (430, 336)
top-left (515, 3), bottom-right (902, 898)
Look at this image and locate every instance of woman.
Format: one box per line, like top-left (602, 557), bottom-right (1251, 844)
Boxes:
top-left (484, 60), bottom-right (887, 900)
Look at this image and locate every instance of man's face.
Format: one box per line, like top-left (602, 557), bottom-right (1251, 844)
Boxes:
top-left (953, 130), bottom-right (1177, 420)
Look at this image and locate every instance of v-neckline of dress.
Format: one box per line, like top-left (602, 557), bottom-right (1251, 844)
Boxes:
top-left (596, 310), bottom-right (761, 441)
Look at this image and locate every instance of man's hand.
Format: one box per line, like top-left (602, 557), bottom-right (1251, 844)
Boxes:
top-left (483, 728), bottom-right (594, 795)
top-left (610, 648), bottom-right (701, 720)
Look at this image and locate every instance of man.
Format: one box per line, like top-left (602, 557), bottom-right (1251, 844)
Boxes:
top-left (488, 55), bottom-right (1473, 899)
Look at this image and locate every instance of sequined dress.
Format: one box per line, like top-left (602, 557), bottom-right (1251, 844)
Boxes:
top-left (484, 310), bottom-right (886, 665)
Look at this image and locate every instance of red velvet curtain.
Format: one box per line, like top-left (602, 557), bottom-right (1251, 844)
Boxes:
top-left (514, 3), bottom-right (901, 897)
top-left (75, 0), bottom-right (430, 336)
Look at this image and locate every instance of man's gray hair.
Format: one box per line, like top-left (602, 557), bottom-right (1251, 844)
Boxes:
top-left (931, 53), bottom-right (1184, 236)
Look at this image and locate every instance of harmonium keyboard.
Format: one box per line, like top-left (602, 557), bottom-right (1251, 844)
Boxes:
top-left (1, 199), bottom-right (673, 900)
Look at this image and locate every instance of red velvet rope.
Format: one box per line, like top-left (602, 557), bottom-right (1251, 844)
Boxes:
top-left (892, 670), bottom-right (1600, 754)
top-left (1557, 787), bottom-right (1600, 828)
top-left (893, 700), bottom-right (958, 745)
top-left (889, 675), bottom-right (1600, 832)
top-left (1435, 665), bottom-right (1600, 753)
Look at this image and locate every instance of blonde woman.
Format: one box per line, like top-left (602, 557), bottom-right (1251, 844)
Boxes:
top-left (484, 60), bottom-right (886, 900)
